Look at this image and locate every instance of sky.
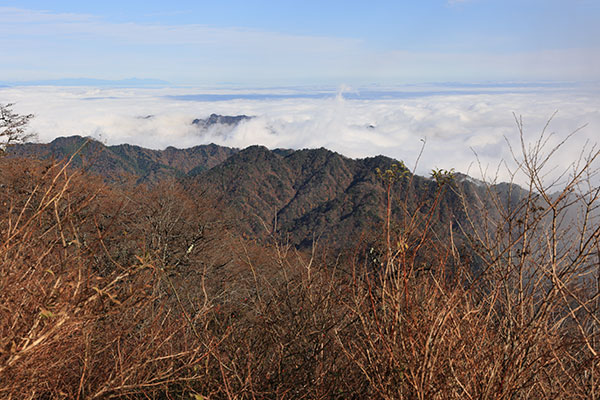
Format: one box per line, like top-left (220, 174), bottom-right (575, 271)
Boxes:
top-left (1, 0), bottom-right (600, 85)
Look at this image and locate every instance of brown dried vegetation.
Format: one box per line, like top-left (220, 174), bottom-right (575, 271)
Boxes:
top-left (1, 118), bottom-right (600, 399)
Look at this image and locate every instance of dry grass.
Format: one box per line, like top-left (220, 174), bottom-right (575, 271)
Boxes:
top-left (1, 119), bottom-right (600, 399)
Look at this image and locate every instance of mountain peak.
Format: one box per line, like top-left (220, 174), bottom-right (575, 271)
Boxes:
top-left (192, 114), bottom-right (253, 128)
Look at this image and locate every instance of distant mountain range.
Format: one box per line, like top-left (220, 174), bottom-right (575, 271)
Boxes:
top-left (7, 129), bottom-right (520, 250)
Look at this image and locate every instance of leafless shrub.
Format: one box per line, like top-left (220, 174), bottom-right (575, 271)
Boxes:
top-left (0, 155), bottom-right (224, 399)
top-left (0, 104), bottom-right (35, 152)
top-left (2, 114), bottom-right (599, 399)
top-left (336, 115), bottom-right (600, 399)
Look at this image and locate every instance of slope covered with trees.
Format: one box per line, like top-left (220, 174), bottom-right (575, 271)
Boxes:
top-left (9, 136), bottom-right (505, 252)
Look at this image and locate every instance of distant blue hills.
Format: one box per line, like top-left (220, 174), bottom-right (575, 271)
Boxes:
top-left (0, 78), bottom-right (170, 87)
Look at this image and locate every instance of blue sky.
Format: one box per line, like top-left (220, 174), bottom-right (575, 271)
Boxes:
top-left (1, 0), bottom-right (599, 86)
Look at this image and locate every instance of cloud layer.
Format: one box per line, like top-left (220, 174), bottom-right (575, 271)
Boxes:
top-left (2, 85), bottom-right (599, 185)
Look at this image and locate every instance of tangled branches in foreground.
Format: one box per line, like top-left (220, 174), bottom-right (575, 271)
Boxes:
top-left (1, 120), bottom-right (600, 399)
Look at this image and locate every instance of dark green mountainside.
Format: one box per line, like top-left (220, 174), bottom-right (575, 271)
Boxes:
top-left (195, 145), bottom-right (496, 249)
top-left (8, 136), bottom-right (516, 250)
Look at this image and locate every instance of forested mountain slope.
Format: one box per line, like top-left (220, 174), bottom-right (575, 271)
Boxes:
top-left (9, 136), bottom-right (517, 250)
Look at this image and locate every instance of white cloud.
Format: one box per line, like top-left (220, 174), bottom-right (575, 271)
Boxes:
top-left (1, 85), bottom-right (598, 186)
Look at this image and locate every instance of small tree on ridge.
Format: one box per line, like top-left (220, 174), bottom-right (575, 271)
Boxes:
top-left (0, 103), bottom-right (34, 152)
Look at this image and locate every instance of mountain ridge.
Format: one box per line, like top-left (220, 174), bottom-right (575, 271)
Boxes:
top-left (7, 135), bottom-right (520, 250)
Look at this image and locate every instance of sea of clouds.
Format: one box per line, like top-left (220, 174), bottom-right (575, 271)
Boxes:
top-left (1, 84), bottom-right (599, 185)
